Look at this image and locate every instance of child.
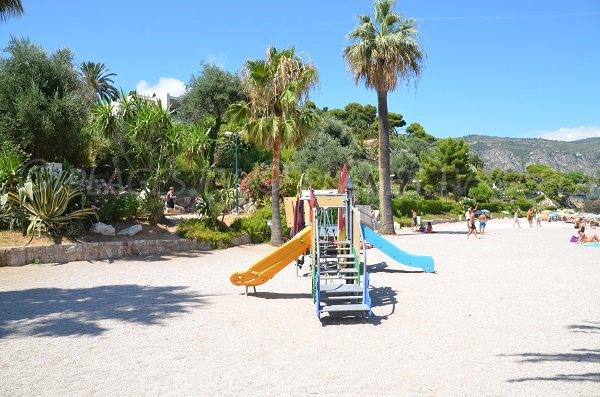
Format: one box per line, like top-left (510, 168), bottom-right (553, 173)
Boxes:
top-left (166, 187), bottom-right (176, 214)
top-left (426, 222), bottom-right (433, 234)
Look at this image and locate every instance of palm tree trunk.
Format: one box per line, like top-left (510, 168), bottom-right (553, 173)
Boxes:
top-left (377, 90), bottom-right (395, 234)
top-left (270, 130), bottom-right (284, 246)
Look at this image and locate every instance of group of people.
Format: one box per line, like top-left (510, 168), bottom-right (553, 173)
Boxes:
top-left (411, 210), bottom-right (433, 233)
top-left (465, 205), bottom-right (487, 238)
top-left (526, 208), bottom-right (542, 227)
top-left (512, 208), bottom-right (543, 228)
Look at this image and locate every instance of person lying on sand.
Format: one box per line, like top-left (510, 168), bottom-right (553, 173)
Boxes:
top-left (578, 226), bottom-right (600, 243)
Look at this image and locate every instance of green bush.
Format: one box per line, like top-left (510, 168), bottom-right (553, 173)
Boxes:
top-left (143, 195), bottom-right (164, 225)
top-left (355, 187), bottom-right (378, 207)
top-left (177, 219), bottom-right (240, 249)
top-left (514, 197), bottom-right (535, 211)
top-left (477, 201), bottom-right (509, 213)
top-left (231, 207), bottom-right (291, 243)
top-left (1, 169), bottom-right (97, 243)
top-left (392, 197), bottom-right (456, 217)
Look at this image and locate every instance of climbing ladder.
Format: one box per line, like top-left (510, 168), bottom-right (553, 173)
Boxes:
top-left (307, 188), bottom-right (372, 320)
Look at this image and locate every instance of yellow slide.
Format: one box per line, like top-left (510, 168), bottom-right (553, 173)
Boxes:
top-left (230, 226), bottom-right (312, 287)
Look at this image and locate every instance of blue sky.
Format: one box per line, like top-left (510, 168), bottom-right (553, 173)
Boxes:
top-left (1, 0), bottom-right (599, 141)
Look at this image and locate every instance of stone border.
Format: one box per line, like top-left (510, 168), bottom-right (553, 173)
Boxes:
top-left (0, 235), bottom-right (252, 267)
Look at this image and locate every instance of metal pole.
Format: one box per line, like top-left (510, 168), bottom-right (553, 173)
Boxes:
top-left (235, 134), bottom-right (239, 212)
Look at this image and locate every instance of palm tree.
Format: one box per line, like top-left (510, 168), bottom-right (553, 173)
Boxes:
top-left (470, 153), bottom-right (485, 170)
top-left (227, 47), bottom-right (319, 246)
top-left (344, 0), bottom-right (424, 234)
top-left (0, 0), bottom-right (23, 22)
top-left (80, 62), bottom-right (119, 103)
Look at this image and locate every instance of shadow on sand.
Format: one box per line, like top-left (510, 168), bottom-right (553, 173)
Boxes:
top-left (320, 284), bottom-right (398, 327)
top-left (367, 262), bottom-right (425, 274)
top-left (247, 292), bottom-right (312, 300)
top-left (567, 321), bottom-right (600, 334)
top-left (0, 284), bottom-right (206, 338)
top-left (503, 344), bottom-right (600, 383)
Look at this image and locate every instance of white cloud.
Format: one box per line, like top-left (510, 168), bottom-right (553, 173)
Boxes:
top-left (136, 77), bottom-right (186, 105)
top-left (528, 126), bottom-right (600, 141)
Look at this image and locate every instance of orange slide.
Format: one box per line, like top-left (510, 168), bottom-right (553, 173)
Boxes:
top-left (230, 226), bottom-right (312, 287)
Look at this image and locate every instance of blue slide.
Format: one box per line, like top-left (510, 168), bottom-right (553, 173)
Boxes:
top-left (361, 225), bottom-right (435, 273)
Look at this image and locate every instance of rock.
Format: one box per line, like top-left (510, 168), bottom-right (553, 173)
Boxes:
top-left (90, 222), bottom-right (116, 236)
top-left (117, 224), bottom-right (143, 237)
top-left (243, 202), bottom-right (257, 214)
top-left (176, 196), bottom-right (192, 208)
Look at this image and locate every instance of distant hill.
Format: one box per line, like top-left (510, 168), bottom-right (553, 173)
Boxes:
top-left (463, 135), bottom-right (600, 174)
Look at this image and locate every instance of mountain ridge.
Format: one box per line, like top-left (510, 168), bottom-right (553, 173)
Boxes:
top-left (463, 134), bottom-right (600, 174)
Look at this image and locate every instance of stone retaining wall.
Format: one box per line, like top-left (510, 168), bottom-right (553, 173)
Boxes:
top-left (0, 235), bottom-right (252, 267)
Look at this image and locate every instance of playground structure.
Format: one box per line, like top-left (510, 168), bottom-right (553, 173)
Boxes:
top-left (230, 166), bottom-right (435, 320)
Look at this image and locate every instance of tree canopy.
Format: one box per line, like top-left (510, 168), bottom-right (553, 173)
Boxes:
top-left (0, 37), bottom-right (89, 164)
top-left (344, 0), bottom-right (425, 234)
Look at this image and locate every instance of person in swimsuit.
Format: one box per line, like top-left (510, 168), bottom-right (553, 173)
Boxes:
top-left (467, 204), bottom-right (478, 239)
top-left (411, 209), bottom-right (418, 232)
top-left (166, 186), bottom-right (176, 214)
top-left (513, 208), bottom-right (521, 228)
top-left (578, 226), bottom-right (600, 243)
top-left (478, 212), bottom-right (487, 234)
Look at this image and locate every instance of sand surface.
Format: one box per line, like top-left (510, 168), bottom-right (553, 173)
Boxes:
top-left (1, 219), bottom-right (599, 396)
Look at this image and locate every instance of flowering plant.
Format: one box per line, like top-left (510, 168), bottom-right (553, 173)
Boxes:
top-left (239, 165), bottom-right (292, 204)
top-left (83, 179), bottom-right (139, 222)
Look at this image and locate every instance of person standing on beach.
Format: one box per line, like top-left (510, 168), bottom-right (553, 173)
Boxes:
top-left (411, 209), bottom-right (418, 232)
top-left (467, 205), bottom-right (478, 238)
top-left (527, 208), bottom-right (534, 227)
top-left (535, 210), bottom-right (542, 227)
top-left (478, 212), bottom-right (487, 234)
top-left (513, 208), bottom-right (521, 228)
top-left (465, 207), bottom-right (471, 231)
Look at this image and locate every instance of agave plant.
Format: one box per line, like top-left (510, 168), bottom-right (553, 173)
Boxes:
top-left (1, 169), bottom-right (97, 243)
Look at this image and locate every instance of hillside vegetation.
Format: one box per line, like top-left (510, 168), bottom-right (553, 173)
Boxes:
top-left (465, 135), bottom-right (600, 174)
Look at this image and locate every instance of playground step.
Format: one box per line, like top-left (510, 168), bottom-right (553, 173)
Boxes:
top-left (319, 268), bottom-right (358, 275)
top-left (320, 275), bottom-right (359, 280)
top-left (318, 240), bottom-right (350, 246)
top-left (320, 254), bottom-right (355, 259)
top-left (319, 284), bottom-right (363, 294)
top-left (321, 295), bottom-right (362, 301)
top-left (320, 303), bottom-right (370, 313)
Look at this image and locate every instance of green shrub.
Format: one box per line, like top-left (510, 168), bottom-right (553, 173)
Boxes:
top-left (1, 169), bottom-right (97, 243)
top-left (477, 200), bottom-right (509, 213)
top-left (514, 197), bottom-right (535, 211)
top-left (143, 195), bottom-right (164, 225)
top-left (177, 219), bottom-right (240, 248)
top-left (0, 142), bottom-right (28, 191)
top-left (392, 197), bottom-right (420, 217)
top-left (421, 200), bottom-right (454, 215)
top-left (355, 187), bottom-right (378, 207)
top-left (231, 207), bottom-right (290, 243)
top-left (393, 216), bottom-right (413, 228)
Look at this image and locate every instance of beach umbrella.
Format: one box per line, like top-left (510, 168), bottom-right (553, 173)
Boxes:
top-left (548, 212), bottom-right (559, 217)
top-left (481, 209), bottom-right (490, 213)
top-left (474, 210), bottom-right (482, 215)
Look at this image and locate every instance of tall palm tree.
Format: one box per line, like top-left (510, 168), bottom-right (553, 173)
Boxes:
top-left (0, 0), bottom-right (23, 22)
top-left (344, 0), bottom-right (424, 234)
top-left (227, 46), bottom-right (319, 246)
top-left (80, 61), bottom-right (119, 103)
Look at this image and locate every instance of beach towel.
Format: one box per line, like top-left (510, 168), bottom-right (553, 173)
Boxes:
top-left (580, 242), bottom-right (600, 247)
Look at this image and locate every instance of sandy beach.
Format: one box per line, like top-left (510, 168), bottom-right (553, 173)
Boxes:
top-left (1, 219), bottom-right (598, 396)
